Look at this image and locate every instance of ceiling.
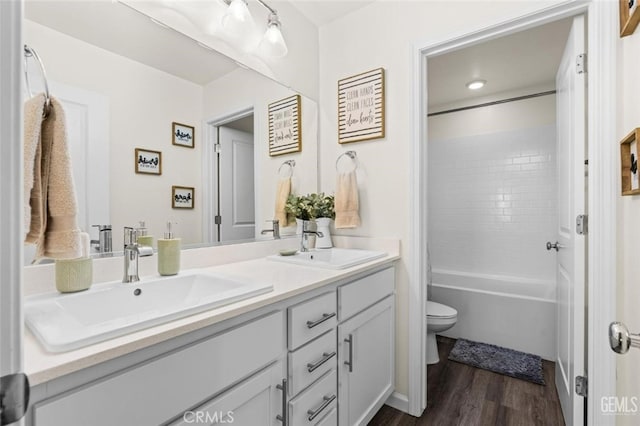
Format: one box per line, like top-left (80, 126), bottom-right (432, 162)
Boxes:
top-left (427, 18), bottom-right (573, 109)
top-left (283, 0), bottom-right (376, 27)
top-left (25, 0), bottom-right (239, 86)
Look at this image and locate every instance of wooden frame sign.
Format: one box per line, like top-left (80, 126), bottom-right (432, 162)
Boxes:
top-left (268, 94), bottom-right (301, 156)
top-left (172, 185), bottom-right (194, 209)
top-left (338, 68), bottom-right (385, 144)
top-left (620, 0), bottom-right (640, 37)
top-left (135, 148), bottom-right (162, 175)
top-left (621, 128), bottom-right (640, 195)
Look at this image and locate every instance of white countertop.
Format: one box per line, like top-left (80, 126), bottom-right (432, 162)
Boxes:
top-left (24, 237), bottom-right (400, 386)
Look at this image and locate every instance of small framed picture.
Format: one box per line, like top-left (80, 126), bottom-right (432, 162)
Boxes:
top-left (135, 148), bottom-right (162, 175)
top-left (172, 122), bottom-right (195, 148)
top-left (621, 128), bottom-right (640, 195)
top-left (172, 186), bottom-right (194, 209)
top-left (620, 0), bottom-right (640, 37)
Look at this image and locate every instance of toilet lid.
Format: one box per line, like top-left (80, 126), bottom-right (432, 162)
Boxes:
top-left (427, 301), bottom-right (457, 318)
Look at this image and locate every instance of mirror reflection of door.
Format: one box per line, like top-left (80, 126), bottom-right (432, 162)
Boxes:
top-left (216, 116), bottom-right (255, 242)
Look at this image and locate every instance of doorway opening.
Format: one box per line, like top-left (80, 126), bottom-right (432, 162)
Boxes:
top-left (204, 108), bottom-right (256, 244)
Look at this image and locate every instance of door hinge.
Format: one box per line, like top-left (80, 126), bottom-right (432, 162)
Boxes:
top-left (214, 215), bottom-right (222, 225)
top-left (576, 53), bottom-right (587, 74)
top-left (575, 375), bottom-right (588, 397)
top-left (0, 373), bottom-right (30, 425)
top-left (214, 144), bottom-right (222, 154)
top-left (576, 214), bottom-right (588, 235)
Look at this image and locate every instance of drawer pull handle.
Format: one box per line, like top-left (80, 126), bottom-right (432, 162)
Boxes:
top-left (344, 334), bottom-right (354, 372)
top-left (276, 378), bottom-right (288, 425)
top-left (306, 312), bottom-right (336, 329)
top-left (307, 394), bottom-right (337, 422)
top-left (307, 351), bottom-right (337, 373)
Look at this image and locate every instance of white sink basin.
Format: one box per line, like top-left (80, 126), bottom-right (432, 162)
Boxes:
top-left (25, 270), bottom-right (273, 352)
top-left (267, 248), bottom-right (386, 269)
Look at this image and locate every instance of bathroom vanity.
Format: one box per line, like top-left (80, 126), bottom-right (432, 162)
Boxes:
top-left (23, 238), bottom-right (398, 426)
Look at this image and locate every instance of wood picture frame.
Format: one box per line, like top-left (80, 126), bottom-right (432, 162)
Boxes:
top-left (172, 186), bottom-right (195, 209)
top-left (338, 67), bottom-right (385, 144)
top-left (620, 128), bottom-right (640, 195)
top-left (620, 0), bottom-right (640, 37)
top-left (172, 122), bottom-right (195, 148)
top-left (268, 94), bottom-right (302, 156)
top-left (135, 148), bottom-right (162, 175)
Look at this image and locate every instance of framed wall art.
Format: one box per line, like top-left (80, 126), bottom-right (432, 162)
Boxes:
top-left (338, 67), bottom-right (385, 144)
top-left (172, 122), bottom-right (195, 148)
top-left (135, 148), bottom-right (162, 175)
top-left (268, 94), bottom-right (301, 156)
top-left (620, 128), bottom-right (640, 195)
top-left (620, 0), bottom-right (640, 37)
top-left (172, 186), bottom-right (194, 209)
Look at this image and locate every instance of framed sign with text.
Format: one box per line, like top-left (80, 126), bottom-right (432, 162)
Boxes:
top-left (338, 68), bottom-right (385, 144)
top-left (268, 94), bottom-right (301, 156)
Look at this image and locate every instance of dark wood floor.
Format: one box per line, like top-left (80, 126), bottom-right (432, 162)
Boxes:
top-left (369, 336), bottom-right (566, 426)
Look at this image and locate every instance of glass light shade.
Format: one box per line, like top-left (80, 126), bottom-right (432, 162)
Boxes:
top-left (222, 0), bottom-right (252, 28)
top-left (259, 23), bottom-right (288, 58)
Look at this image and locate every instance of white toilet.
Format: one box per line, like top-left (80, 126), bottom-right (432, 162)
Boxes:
top-left (426, 301), bottom-right (458, 364)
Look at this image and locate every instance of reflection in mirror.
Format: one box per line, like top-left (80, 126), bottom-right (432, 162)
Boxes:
top-left (23, 1), bottom-right (318, 264)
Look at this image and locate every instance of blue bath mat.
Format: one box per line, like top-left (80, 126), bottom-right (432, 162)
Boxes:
top-left (448, 338), bottom-right (545, 385)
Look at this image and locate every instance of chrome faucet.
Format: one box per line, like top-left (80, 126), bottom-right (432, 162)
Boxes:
top-left (261, 220), bottom-right (281, 239)
top-left (91, 224), bottom-right (112, 256)
top-left (300, 221), bottom-right (323, 252)
top-left (123, 227), bottom-right (154, 283)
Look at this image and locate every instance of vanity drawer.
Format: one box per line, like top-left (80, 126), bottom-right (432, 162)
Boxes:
top-left (33, 311), bottom-right (285, 426)
top-left (338, 267), bottom-right (394, 321)
top-left (288, 292), bottom-right (337, 350)
top-left (288, 329), bottom-right (337, 396)
top-left (288, 369), bottom-right (337, 426)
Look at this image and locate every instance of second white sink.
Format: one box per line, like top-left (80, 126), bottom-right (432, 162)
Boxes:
top-left (267, 247), bottom-right (386, 269)
top-left (25, 270), bottom-right (273, 352)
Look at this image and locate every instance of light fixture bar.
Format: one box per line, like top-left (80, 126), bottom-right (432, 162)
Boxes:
top-left (254, 0), bottom-right (277, 15)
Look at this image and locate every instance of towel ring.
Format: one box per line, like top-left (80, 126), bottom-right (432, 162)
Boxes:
top-left (24, 45), bottom-right (51, 118)
top-left (278, 160), bottom-right (296, 178)
top-left (336, 151), bottom-right (357, 173)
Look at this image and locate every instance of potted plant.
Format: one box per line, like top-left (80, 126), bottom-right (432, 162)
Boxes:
top-left (312, 193), bottom-right (335, 248)
top-left (285, 194), bottom-right (315, 234)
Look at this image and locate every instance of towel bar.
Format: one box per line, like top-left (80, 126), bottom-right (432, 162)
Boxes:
top-left (278, 159), bottom-right (295, 177)
top-left (336, 150), bottom-right (357, 172)
top-left (24, 45), bottom-right (51, 118)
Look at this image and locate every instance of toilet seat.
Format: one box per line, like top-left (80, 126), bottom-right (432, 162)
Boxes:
top-left (426, 301), bottom-right (457, 319)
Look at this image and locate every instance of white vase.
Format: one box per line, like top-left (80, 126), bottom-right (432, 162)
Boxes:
top-left (295, 218), bottom-right (304, 235)
top-left (315, 217), bottom-right (333, 249)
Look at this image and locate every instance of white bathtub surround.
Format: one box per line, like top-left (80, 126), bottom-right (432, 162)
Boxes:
top-left (431, 269), bottom-right (556, 360)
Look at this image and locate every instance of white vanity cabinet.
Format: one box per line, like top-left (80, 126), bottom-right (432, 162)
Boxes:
top-left (337, 268), bottom-right (395, 426)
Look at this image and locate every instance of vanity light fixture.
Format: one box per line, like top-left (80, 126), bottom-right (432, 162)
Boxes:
top-left (466, 79), bottom-right (486, 90)
top-left (221, 0), bottom-right (288, 57)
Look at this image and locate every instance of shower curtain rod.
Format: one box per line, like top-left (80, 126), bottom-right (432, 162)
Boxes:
top-left (427, 90), bottom-right (557, 117)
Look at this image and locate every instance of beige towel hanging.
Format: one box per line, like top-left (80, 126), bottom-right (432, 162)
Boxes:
top-left (335, 171), bottom-right (361, 229)
top-left (24, 93), bottom-right (46, 237)
top-left (25, 96), bottom-right (82, 261)
top-left (275, 177), bottom-right (291, 226)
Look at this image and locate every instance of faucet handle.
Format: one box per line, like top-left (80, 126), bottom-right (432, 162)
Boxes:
top-left (93, 224), bottom-right (112, 231)
top-left (123, 227), bottom-right (137, 246)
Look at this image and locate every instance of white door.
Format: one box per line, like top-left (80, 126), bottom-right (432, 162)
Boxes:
top-left (218, 126), bottom-right (255, 242)
top-left (554, 15), bottom-right (586, 426)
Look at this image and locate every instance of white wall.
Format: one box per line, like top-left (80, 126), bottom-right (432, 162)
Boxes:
top-left (617, 24), bottom-right (640, 425)
top-left (203, 68), bottom-right (318, 236)
top-left (25, 20), bottom-right (204, 250)
top-left (318, 0), bottom-right (565, 397)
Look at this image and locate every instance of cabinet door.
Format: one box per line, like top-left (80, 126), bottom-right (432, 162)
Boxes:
top-left (170, 360), bottom-right (286, 426)
top-left (338, 295), bottom-right (394, 426)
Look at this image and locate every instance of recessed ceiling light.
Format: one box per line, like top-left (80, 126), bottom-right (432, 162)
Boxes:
top-left (466, 80), bottom-right (486, 90)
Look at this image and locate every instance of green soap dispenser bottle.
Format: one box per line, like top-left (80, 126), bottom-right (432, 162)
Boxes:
top-left (157, 221), bottom-right (180, 276)
top-left (136, 220), bottom-right (154, 248)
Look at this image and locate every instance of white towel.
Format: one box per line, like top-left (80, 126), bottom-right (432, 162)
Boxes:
top-left (25, 95), bottom-right (82, 262)
top-left (334, 171), bottom-right (361, 229)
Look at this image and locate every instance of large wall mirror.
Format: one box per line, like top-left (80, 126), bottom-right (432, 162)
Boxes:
top-left (23, 0), bottom-right (318, 263)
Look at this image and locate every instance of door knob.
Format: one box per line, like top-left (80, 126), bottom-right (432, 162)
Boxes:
top-left (609, 322), bottom-right (640, 354)
top-left (546, 241), bottom-right (563, 251)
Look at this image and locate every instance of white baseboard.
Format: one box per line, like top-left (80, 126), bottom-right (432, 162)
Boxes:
top-left (385, 391), bottom-right (409, 413)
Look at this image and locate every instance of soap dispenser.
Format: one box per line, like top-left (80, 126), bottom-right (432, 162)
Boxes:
top-left (136, 220), bottom-right (154, 248)
top-left (157, 221), bottom-right (180, 276)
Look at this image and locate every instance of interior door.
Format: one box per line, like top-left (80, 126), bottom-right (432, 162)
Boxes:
top-left (218, 126), bottom-right (255, 242)
top-left (554, 14), bottom-right (586, 426)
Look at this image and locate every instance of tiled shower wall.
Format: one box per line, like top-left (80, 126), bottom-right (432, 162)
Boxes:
top-left (428, 124), bottom-right (557, 284)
